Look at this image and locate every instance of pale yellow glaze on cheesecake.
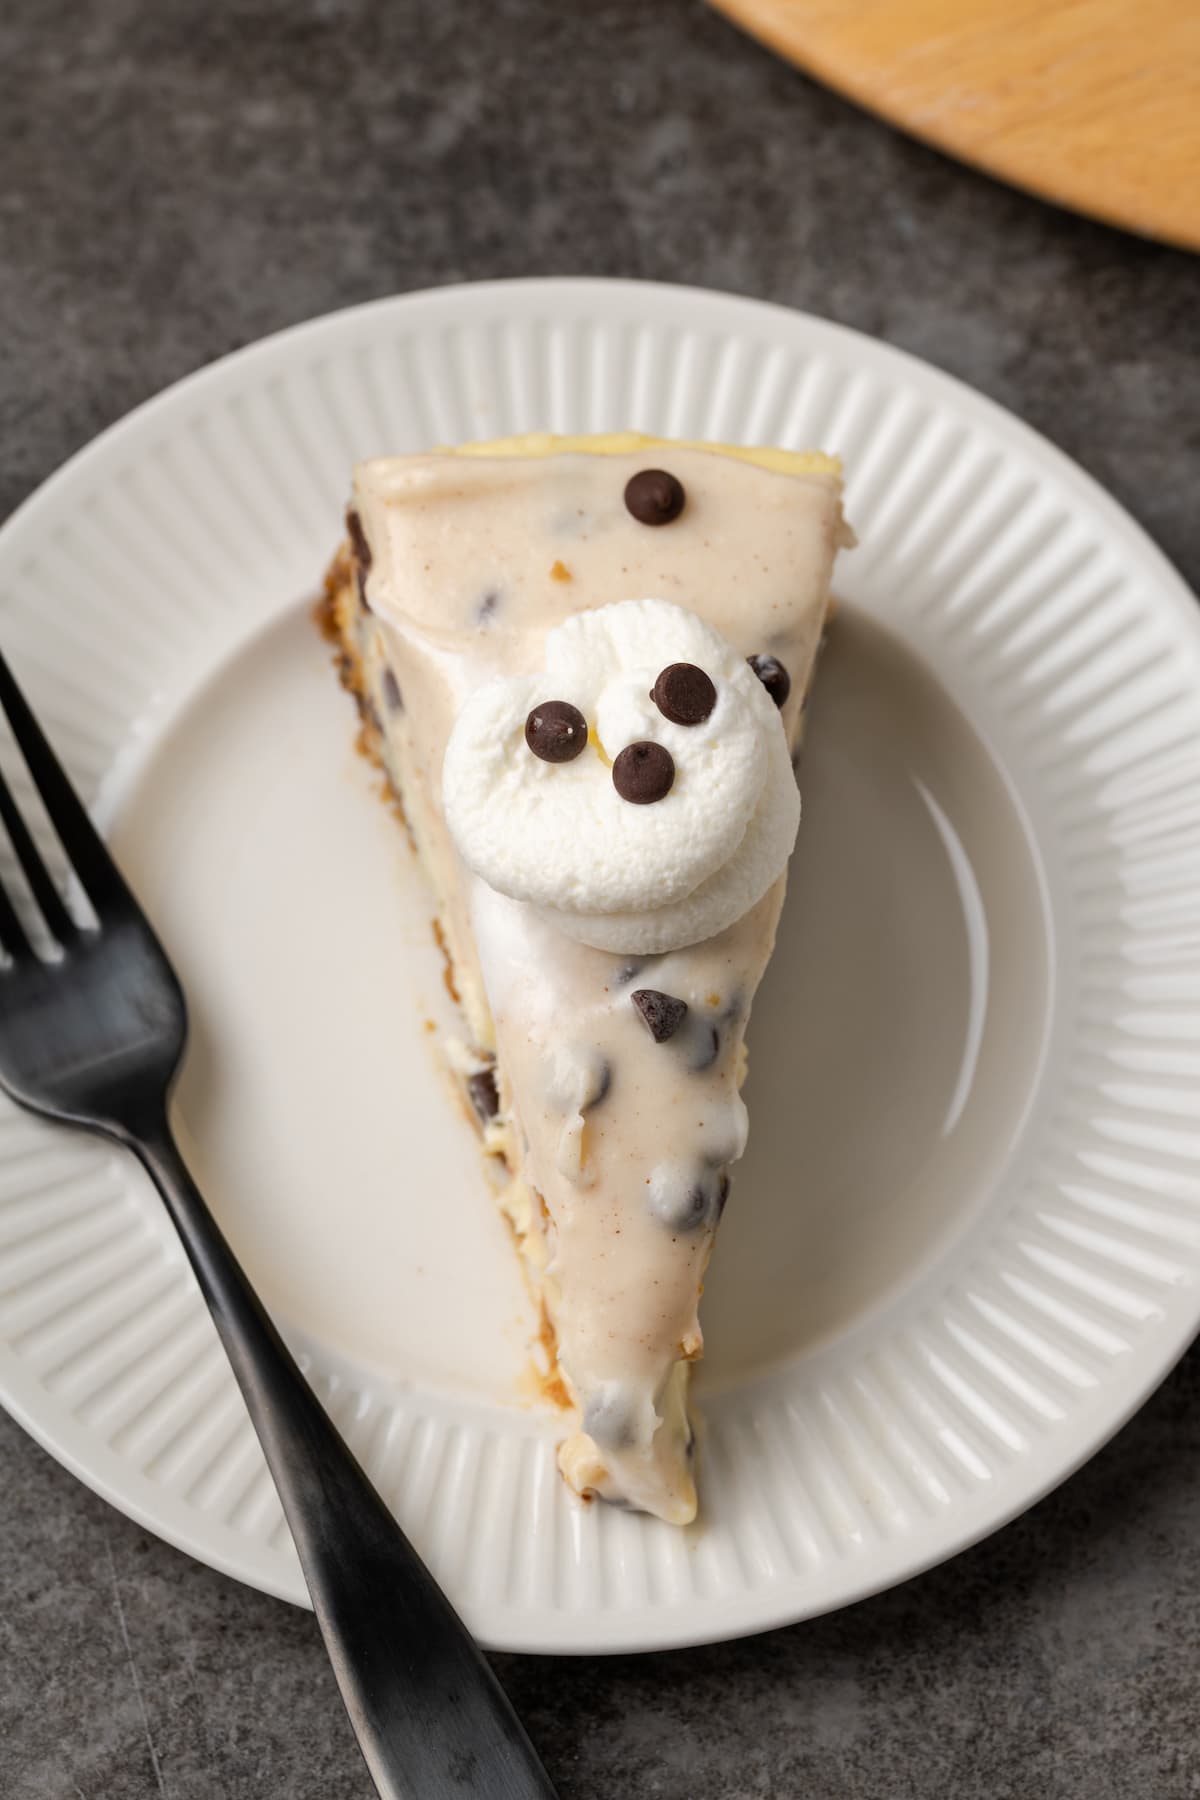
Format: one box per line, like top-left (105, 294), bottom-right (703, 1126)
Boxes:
top-left (449, 430), bottom-right (839, 478)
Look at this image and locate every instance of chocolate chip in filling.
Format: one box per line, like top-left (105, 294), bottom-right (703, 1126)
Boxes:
top-left (651, 661), bottom-right (716, 726)
top-left (612, 740), bottom-right (674, 804)
top-left (381, 667), bottom-right (403, 714)
top-left (583, 1057), bottom-right (613, 1111)
top-left (647, 1165), bottom-right (725, 1234)
top-left (466, 1068), bottom-right (500, 1125)
top-left (583, 1389), bottom-right (638, 1450)
top-left (346, 507), bottom-right (372, 570)
top-left (747, 652), bottom-right (791, 708)
top-left (631, 988), bottom-right (689, 1043)
top-left (525, 699), bottom-right (588, 763)
top-left (687, 1023), bottom-right (721, 1072)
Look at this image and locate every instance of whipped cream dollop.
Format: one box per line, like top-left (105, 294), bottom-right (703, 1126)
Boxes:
top-left (442, 599), bottom-right (800, 953)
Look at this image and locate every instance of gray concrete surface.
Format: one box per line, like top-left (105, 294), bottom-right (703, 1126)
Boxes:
top-left (2, 1), bottom-right (1199, 1795)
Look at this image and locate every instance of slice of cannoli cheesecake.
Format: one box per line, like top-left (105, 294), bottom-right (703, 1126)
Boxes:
top-left (321, 432), bottom-right (852, 1523)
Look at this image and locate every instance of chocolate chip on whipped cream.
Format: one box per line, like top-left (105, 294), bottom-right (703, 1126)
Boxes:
top-left (651, 661), bottom-right (716, 726)
top-left (442, 598), bottom-right (801, 954)
top-left (524, 699), bottom-right (588, 763)
top-left (612, 740), bottom-right (675, 805)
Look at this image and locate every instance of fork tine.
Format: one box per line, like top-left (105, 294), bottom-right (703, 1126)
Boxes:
top-left (0, 763), bottom-right (78, 943)
top-left (0, 649), bottom-right (130, 916)
top-left (0, 863), bottom-right (32, 961)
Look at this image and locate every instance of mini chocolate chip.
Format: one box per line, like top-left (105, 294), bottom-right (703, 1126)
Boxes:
top-left (624, 468), bottom-right (685, 526)
top-left (525, 700), bottom-right (588, 763)
top-left (613, 740), bottom-right (674, 804)
top-left (632, 988), bottom-right (689, 1043)
top-left (675, 1185), bottom-right (712, 1230)
top-left (688, 1024), bottom-right (721, 1072)
top-left (651, 662), bottom-right (716, 726)
top-left (466, 1068), bottom-right (500, 1125)
top-left (548, 1045), bottom-right (609, 1118)
top-left (747, 652), bottom-right (791, 708)
top-left (477, 589), bottom-right (500, 625)
top-left (382, 668), bottom-right (403, 713)
top-left (648, 1166), bottom-right (723, 1233)
top-left (346, 508), bottom-right (372, 570)
top-left (583, 1390), bottom-right (637, 1450)
top-left (582, 1058), bottom-right (613, 1111)
top-left (701, 1132), bottom-right (740, 1168)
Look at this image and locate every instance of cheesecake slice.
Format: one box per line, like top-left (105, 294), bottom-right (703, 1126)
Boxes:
top-left (322, 432), bottom-right (851, 1523)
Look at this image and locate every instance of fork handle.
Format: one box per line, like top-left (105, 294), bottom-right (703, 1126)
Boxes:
top-left (129, 1108), bottom-right (558, 1800)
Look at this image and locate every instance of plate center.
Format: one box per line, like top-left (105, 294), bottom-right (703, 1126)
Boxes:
top-left (109, 605), bottom-right (537, 1407)
top-left (700, 609), bottom-right (1050, 1388)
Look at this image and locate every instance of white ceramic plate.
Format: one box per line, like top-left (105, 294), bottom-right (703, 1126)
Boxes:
top-left (1, 280), bottom-right (1199, 1655)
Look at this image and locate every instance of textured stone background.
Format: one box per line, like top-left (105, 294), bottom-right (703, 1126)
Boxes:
top-left (2, 2), bottom-right (1199, 1796)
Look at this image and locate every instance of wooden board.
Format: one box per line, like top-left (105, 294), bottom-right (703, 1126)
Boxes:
top-left (709, 0), bottom-right (1200, 251)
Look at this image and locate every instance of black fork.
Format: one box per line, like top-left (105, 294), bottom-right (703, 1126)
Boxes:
top-left (0, 648), bottom-right (558, 1800)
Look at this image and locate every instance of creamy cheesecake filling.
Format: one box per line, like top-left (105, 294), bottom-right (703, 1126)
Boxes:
top-left (325, 435), bottom-right (851, 1524)
top-left (468, 878), bottom-right (787, 1518)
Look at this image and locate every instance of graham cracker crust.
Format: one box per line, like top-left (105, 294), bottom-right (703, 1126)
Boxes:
top-left (317, 541), bottom-right (570, 1416)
